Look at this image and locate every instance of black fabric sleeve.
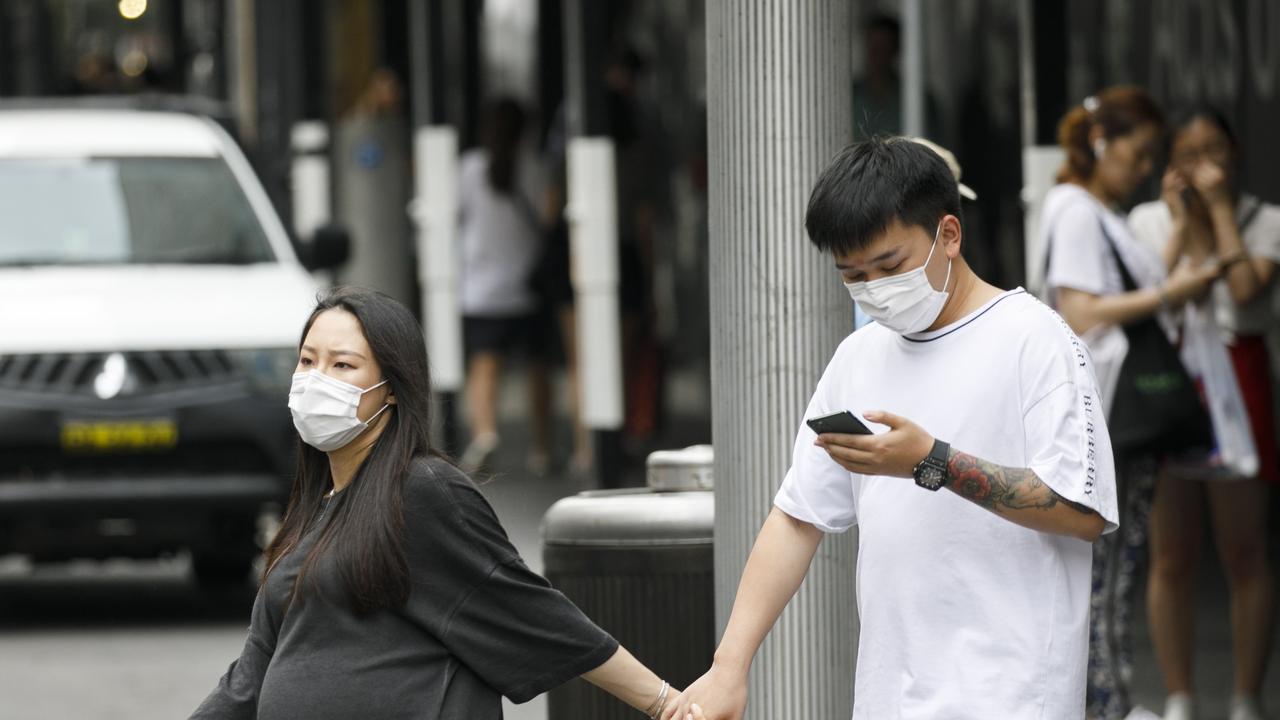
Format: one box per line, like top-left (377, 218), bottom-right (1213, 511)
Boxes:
top-left (442, 557), bottom-right (619, 703)
top-left (401, 458), bottom-right (619, 703)
top-left (189, 588), bottom-right (279, 719)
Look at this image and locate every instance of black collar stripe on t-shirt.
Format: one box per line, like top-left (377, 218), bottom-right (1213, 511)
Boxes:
top-left (902, 289), bottom-right (1026, 344)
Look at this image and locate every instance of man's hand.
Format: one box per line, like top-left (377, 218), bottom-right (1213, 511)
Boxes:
top-left (662, 664), bottom-right (747, 720)
top-left (814, 410), bottom-right (934, 478)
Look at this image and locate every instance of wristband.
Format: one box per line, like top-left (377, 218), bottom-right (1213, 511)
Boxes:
top-left (1220, 251), bottom-right (1248, 269)
top-left (646, 680), bottom-right (671, 719)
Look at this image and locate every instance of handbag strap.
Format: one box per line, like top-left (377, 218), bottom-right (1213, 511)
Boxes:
top-left (1092, 215), bottom-right (1142, 293)
top-left (1238, 196), bottom-right (1263, 233)
top-left (1043, 197), bottom-right (1141, 294)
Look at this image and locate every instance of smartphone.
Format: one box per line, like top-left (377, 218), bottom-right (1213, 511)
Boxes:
top-left (806, 410), bottom-right (872, 436)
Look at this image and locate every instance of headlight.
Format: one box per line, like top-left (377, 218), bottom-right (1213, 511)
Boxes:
top-left (228, 347), bottom-right (298, 397)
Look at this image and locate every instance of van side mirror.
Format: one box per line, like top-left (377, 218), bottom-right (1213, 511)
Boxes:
top-left (300, 224), bottom-right (351, 271)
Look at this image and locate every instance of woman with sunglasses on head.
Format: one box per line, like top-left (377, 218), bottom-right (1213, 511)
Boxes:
top-left (190, 287), bottom-right (697, 720)
top-left (1128, 108), bottom-right (1278, 720)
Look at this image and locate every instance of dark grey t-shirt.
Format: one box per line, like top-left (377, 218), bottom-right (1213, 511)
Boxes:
top-left (191, 457), bottom-right (618, 719)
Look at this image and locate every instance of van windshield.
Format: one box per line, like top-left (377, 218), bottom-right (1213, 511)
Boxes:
top-left (0, 157), bottom-right (276, 266)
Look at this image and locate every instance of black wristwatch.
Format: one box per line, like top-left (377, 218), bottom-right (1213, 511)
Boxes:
top-left (913, 439), bottom-right (951, 491)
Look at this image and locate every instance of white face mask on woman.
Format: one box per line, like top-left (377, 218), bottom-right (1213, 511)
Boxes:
top-left (288, 371), bottom-right (390, 452)
top-left (843, 222), bottom-right (952, 335)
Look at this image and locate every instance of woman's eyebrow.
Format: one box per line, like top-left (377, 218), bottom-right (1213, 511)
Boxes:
top-left (300, 345), bottom-right (367, 360)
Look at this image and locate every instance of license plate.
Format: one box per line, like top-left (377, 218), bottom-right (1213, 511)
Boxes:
top-left (61, 419), bottom-right (179, 452)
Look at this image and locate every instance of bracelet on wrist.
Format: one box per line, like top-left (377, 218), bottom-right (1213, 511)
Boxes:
top-left (646, 680), bottom-right (671, 719)
top-left (1220, 251), bottom-right (1248, 269)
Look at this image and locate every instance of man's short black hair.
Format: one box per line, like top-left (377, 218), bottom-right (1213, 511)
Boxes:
top-left (804, 137), bottom-right (961, 256)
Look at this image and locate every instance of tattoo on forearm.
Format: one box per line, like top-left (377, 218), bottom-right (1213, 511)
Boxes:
top-left (947, 450), bottom-right (1094, 515)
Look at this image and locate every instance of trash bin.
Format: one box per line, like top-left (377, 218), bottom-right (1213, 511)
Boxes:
top-left (543, 445), bottom-right (715, 718)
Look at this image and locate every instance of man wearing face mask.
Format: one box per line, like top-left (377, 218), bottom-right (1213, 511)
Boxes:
top-left (666, 138), bottom-right (1119, 720)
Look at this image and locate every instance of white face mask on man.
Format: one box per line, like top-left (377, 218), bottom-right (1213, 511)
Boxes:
top-left (844, 222), bottom-right (952, 335)
top-left (288, 370), bottom-right (390, 452)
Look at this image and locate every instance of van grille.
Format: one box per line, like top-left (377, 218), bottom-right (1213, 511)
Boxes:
top-left (0, 351), bottom-right (239, 397)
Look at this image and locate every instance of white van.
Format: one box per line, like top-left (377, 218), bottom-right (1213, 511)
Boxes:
top-left (0, 105), bottom-right (346, 585)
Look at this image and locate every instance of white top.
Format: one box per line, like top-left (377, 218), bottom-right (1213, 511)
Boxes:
top-left (1129, 194), bottom-right (1280, 336)
top-left (457, 148), bottom-right (548, 317)
top-left (774, 289), bottom-right (1118, 720)
top-left (1042, 183), bottom-right (1166, 302)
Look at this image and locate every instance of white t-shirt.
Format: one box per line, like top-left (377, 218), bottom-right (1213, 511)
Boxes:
top-left (1042, 183), bottom-right (1166, 303)
top-left (1129, 194), bottom-right (1280, 337)
top-left (457, 148), bottom-right (548, 318)
top-left (774, 289), bottom-right (1119, 720)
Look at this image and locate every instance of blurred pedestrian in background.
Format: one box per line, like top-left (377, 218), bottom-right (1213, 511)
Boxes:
top-left (191, 288), bottom-right (689, 719)
top-left (1041, 86), bottom-right (1220, 720)
top-left (335, 68), bottom-right (417, 310)
top-left (532, 105), bottom-right (593, 477)
top-left (851, 14), bottom-right (902, 139)
top-left (458, 98), bottom-right (556, 474)
top-left (850, 14), bottom-right (938, 142)
top-left (1128, 108), bottom-right (1278, 720)
top-left (604, 45), bottom-right (668, 448)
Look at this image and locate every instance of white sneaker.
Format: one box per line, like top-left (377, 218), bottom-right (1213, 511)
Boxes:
top-left (1163, 693), bottom-right (1195, 720)
top-left (1230, 695), bottom-right (1265, 720)
top-left (1123, 706), bottom-right (1164, 720)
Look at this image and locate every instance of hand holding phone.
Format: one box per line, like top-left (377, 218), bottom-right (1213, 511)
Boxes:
top-left (806, 410), bottom-right (872, 436)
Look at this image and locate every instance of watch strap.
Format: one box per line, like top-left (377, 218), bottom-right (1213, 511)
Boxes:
top-left (913, 438), bottom-right (951, 490)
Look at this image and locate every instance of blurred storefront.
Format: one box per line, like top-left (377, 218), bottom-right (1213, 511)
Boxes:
top-left (7, 0), bottom-right (1275, 450)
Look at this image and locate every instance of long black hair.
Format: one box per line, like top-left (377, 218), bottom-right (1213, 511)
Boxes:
top-left (263, 287), bottom-right (438, 615)
top-left (483, 97), bottom-right (526, 194)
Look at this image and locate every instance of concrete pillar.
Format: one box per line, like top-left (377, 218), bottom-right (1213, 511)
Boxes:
top-left (902, 0), bottom-right (925, 137)
top-left (706, 1), bottom-right (857, 717)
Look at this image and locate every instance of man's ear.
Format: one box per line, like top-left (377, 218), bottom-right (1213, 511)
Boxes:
top-left (387, 390), bottom-right (398, 405)
top-left (941, 214), bottom-right (963, 258)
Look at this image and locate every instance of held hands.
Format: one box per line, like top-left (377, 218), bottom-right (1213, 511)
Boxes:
top-left (814, 411), bottom-right (934, 478)
top-left (662, 664), bottom-right (747, 720)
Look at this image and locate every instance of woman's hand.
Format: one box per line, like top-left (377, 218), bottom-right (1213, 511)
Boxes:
top-left (662, 694), bottom-right (708, 720)
top-left (1161, 167), bottom-right (1189, 225)
top-left (1163, 258), bottom-right (1222, 306)
top-left (1190, 160), bottom-right (1232, 210)
top-left (662, 664), bottom-right (747, 720)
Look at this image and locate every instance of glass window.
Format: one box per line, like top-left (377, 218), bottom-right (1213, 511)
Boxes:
top-left (0, 157), bottom-right (275, 266)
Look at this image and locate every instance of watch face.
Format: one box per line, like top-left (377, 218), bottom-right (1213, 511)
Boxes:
top-left (917, 464), bottom-right (946, 490)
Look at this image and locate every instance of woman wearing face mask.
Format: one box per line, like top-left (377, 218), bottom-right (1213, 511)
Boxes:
top-left (1127, 109), bottom-right (1277, 720)
top-left (191, 287), bottom-right (697, 720)
top-left (1039, 86), bottom-right (1220, 720)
